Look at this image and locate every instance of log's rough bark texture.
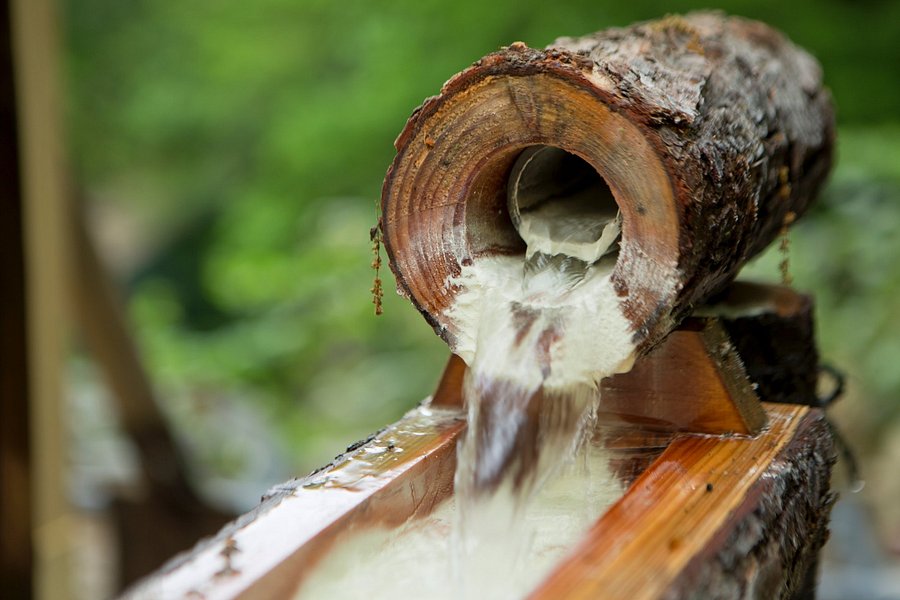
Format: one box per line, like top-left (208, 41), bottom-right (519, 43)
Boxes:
top-left (665, 411), bottom-right (836, 600)
top-left (382, 12), bottom-right (834, 351)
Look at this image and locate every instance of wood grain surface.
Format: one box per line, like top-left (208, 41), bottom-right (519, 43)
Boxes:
top-left (530, 403), bottom-right (835, 599)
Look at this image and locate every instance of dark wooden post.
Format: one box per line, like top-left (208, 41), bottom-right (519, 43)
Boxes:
top-left (0, 0), bottom-right (32, 596)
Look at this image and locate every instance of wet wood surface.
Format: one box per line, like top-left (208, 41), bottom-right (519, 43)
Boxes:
top-left (123, 394), bottom-right (834, 600)
top-left (122, 407), bottom-right (466, 600)
top-left (123, 281), bottom-right (836, 599)
top-left (531, 403), bottom-right (835, 600)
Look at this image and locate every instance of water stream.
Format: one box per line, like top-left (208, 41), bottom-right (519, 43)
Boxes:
top-left (295, 434), bottom-right (624, 600)
top-left (297, 147), bottom-right (638, 598)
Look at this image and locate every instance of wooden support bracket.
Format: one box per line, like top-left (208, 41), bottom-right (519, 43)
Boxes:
top-left (599, 318), bottom-right (767, 436)
top-left (433, 316), bottom-right (767, 437)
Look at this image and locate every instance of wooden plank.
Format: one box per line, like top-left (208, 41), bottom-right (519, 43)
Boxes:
top-left (530, 403), bottom-right (834, 599)
top-left (122, 406), bottom-right (465, 600)
top-left (122, 309), bottom-right (831, 599)
top-left (435, 315), bottom-right (769, 436)
top-left (123, 401), bottom-right (834, 600)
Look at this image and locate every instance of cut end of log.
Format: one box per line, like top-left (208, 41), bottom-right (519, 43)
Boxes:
top-left (381, 66), bottom-right (680, 348)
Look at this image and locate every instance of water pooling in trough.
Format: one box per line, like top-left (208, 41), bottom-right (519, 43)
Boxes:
top-left (299, 148), bottom-right (638, 599)
top-left (294, 430), bottom-right (624, 600)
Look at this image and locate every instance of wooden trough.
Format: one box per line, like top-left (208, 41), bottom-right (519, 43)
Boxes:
top-left (123, 283), bottom-right (836, 600)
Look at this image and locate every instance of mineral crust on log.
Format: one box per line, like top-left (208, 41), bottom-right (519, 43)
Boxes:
top-left (381, 12), bottom-right (834, 351)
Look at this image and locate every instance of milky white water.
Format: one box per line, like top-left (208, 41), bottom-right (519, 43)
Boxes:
top-left (448, 146), bottom-right (635, 498)
top-left (293, 243), bottom-right (635, 598)
top-left (447, 253), bottom-right (634, 391)
top-left (298, 148), bottom-right (641, 598)
top-left (293, 439), bottom-right (624, 600)
top-left (442, 147), bottom-right (640, 599)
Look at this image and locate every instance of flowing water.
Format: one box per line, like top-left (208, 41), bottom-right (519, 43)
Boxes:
top-left (295, 434), bottom-right (624, 600)
top-left (446, 147), bottom-right (640, 596)
top-left (450, 147), bottom-right (634, 506)
top-left (298, 148), bottom-right (639, 598)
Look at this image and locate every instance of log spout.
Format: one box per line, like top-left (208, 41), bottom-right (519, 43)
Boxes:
top-left (381, 12), bottom-right (834, 351)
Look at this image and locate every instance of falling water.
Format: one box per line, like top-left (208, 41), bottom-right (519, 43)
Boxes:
top-left (294, 432), bottom-right (624, 600)
top-left (296, 147), bottom-right (639, 599)
top-left (445, 146), bottom-right (639, 594)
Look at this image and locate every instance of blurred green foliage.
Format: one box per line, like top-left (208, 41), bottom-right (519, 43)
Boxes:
top-left (61, 0), bottom-right (900, 489)
top-left (745, 124), bottom-right (900, 443)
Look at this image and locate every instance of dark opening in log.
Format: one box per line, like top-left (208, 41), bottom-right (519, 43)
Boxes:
top-left (507, 146), bottom-right (621, 262)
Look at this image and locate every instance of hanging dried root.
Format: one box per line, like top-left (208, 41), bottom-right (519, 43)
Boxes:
top-left (370, 218), bottom-right (384, 316)
top-left (779, 210), bottom-right (796, 286)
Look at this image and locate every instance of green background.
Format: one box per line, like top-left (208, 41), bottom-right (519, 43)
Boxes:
top-left (62, 0), bottom-right (900, 503)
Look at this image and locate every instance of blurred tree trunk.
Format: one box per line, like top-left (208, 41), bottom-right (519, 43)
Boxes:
top-left (0, 0), bottom-right (32, 595)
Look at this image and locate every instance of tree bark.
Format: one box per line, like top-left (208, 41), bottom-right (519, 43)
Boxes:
top-left (381, 12), bottom-right (834, 351)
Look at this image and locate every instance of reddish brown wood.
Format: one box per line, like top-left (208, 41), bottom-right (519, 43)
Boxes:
top-left (121, 408), bottom-right (466, 600)
top-left (592, 426), bottom-right (674, 488)
top-left (381, 12), bottom-right (834, 352)
top-left (599, 318), bottom-right (766, 435)
top-left (530, 404), bottom-right (835, 600)
top-left (123, 401), bottom-right (835, 600)
top-left (430, 353), bottom-right (466, 408)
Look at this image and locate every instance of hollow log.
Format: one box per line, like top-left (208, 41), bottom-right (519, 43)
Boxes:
top-left (381, 11), bottom-right (834, 351)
